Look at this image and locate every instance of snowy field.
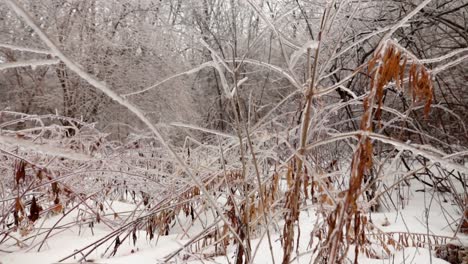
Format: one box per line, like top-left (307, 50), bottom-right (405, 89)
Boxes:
top-left (2, 182), bottom-right (466, 264)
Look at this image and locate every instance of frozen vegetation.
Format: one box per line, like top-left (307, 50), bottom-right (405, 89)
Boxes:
top-left (0, 0), bottom-right (467, 263)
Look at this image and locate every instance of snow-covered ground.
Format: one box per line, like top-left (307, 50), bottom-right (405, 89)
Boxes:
top-left (1, 185), bottom-right (466, 264)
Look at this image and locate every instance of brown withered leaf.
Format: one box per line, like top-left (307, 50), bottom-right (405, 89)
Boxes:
top-left (28, 196), bottom-right (42, 222)
top-left (148, 222), bottom-right (154, 240)
top-left (52, 196), bottom-right (63, 214)
top-left (15, 198), bottom-right (25, 215)
top-left (36, 169), bottom-right (43, 180)
top-left (51, 182), bottom-right (60, 195)
top-left (132, 229), bottom-right (137, 246)
top-left (13, 210), bottom-right (19, 226)
top-left (52, 204), bottom-right (63, 214)
top-left (112, 236), bottom-right (121, 256)
top-left (15, 160), bottom-right (26, 184)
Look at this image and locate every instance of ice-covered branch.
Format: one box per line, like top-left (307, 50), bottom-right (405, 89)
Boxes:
top-left (122, 61), bottom-right (216, 97)
top-left (420, 48), bottom-right (468, 64)
top-left (383, 0), bottom-right (434, 40)
top-left (227, 58), bottom-right (303, 90)
top-left (0, 58), bottom-right (59, 70)
top-left (0, 43), bottom-right (52, 55)
top-left (0, 135), bottom-right (91, 161)
top-left (305, 131), bottom-right (468, 174)
top-left (431, 53), bottom-right (468, 74)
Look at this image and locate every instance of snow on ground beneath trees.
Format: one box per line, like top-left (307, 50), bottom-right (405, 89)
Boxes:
top-left (1, 186), bottom-right (466, 264)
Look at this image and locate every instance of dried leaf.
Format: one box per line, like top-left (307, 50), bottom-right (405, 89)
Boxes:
top-left (28, 196), bottom-right (41, 222)
top-left (15, 160), bottom-right (26, 184)
top-left (133, 229), bottom-right (137, 246)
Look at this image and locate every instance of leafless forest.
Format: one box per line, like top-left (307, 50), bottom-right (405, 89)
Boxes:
top-left (0, 0), bottom-right (467, 263)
